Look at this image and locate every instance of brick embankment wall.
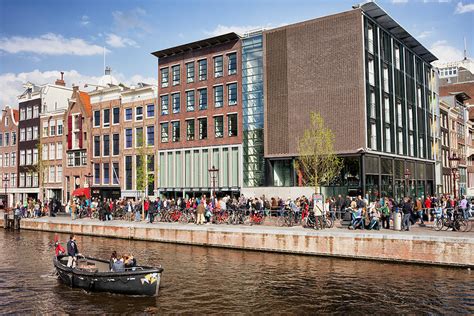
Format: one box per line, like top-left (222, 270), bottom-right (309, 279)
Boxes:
top-left (11, 218), bottom-right (474, 268)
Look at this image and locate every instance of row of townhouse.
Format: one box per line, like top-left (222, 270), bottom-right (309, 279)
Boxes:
top-left (3, 2), bottom-right (474, 207)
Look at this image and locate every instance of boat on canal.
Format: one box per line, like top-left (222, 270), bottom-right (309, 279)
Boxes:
top-left (53, 255), bottom-right (163, 296)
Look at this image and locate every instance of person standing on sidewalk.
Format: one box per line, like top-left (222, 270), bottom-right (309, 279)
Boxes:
top-left (401, 197), bottom-right (412, 231)
top-left (415, 198), bottom-right (424, 225)
top-left (196, 199), bottom-right (205, 225)
top-left (460, 196), bottom-right (469, 220)
top-left (381, 198), bottom-right (390, 229)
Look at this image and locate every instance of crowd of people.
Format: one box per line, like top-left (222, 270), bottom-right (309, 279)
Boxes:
top-left (7, 193), bottom-right (472, 232)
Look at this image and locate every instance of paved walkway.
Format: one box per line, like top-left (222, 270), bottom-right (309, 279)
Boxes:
top-left (11, 213), bottom-right (474, 242)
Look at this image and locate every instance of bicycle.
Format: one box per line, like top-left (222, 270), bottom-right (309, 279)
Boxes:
top-left (277, 209), bottom-right (295, 227)
top-left (435, 210), bottom-right (468, 232)
top-left (244, 210), bottom-right (265, 226)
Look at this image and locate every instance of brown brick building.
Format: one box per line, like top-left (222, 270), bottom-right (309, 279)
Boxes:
top-left (260, 2), bottom-right (438, 200)
top-left (63, 87), bottom-right (92, 203)
top-left (152, 33), bottom-right (243, 197)
top-left (0, 106), bottom-right (19, 207)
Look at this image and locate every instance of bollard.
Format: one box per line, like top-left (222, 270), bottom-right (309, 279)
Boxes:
top-left (394, 211), bottom-right (402, 231)
top-left (14, 215), bottom-right (20, 230)
top-left (3, 212), bottom-right (8, 229)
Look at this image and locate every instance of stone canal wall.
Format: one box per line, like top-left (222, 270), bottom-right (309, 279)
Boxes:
top-left (3, 217), bottom-right (473, 268)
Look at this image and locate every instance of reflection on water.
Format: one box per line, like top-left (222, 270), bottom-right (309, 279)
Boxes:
top-left (0, 230), bottom-right (472, 314)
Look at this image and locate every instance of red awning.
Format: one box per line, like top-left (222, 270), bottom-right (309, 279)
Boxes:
top-left (72, 188), bottom-right (91, 199)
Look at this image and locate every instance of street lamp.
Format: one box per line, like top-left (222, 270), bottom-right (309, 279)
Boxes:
top-left (2, 176), bottom-right (10, 209)
top-left (404, 168), bottom-right (411, 198)
top-left (448, 152), bottom-right (461, 199)
top-left (208, 165), bottom-right (219, 198)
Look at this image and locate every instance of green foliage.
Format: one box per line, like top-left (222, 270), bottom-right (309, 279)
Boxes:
top-left (296, 112), bottom-right (343, 192)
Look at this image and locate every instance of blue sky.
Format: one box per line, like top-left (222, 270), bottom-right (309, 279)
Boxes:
top-left (0, 0), bottom-right (473, 107)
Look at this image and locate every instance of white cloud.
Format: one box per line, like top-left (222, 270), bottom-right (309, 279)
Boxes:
top-left (106, 33), bottom-right (138, 48)
top-left (416, 30), bottom-right (434, 39)
top-left (455, 1), bottom-right (474, 13)
top-left (391, 0), bottom-right (408, 3)
top-left (0, 69), bottom-right (157, 110)
top-left (0, 33), bottom-right (107, 56)
top-left (430, 40), bottom-right (464, 65)
top-left (80, 15), bottom-right (90, 26)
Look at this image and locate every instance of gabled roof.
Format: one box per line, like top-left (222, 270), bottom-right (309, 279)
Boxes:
top-left (79, 91), bottom-right (92, 117)
top-left (12, 109), bottom-right (19, 123)
top-left (151, 32), bottom-right (240, 59)
top-left (360, 2), bottom-right (437, 64)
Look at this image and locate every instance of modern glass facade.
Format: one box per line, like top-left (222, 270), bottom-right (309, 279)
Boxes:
top-left (242, 34), bottom-right (264, 187)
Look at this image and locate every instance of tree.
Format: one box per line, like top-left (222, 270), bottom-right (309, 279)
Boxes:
top-left (296, 112), bottom-right (343, 194)
top-left (135, 129), bottom-right (156, 219)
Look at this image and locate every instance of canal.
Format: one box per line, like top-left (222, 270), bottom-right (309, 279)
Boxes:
top-left (0, 230), bottom-right (472, 314)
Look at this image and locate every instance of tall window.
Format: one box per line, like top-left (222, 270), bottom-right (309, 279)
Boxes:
top-left (368, 57), bottom-right (375, 86)
top-left (11, 152), bottom-right (16, 166)
top-left (125, 108), bottom-right (132, 121)
top-left (385, 127), bottom-right (391, 152)
top-left (103, 134), bottom-right (110, 156)
top-left (135, 106), bottom-right (143, 121)
top-left (369, 90), bottom-right (376, 119)
top-left (161, 95), bottom-right (169, 115)
top-left (172, 121), bottom-right (180, 142)
top-left (384, 96), bottom-right (390, 123)
top-left (161, 123), bottom-right (169, 143)
top-left (408, 107), bottom-right (413, 130)
top-left (199, 118), bottom-right (207, 140)
top-left (113, 107), bottom-right (120, 124)
top-left (198, 59), bottom-right (207, 81)
top-left (94, 136), bottom-right (100, 157)
top-left (147, 104), bottom-right (154, 118)
top-left (370, 123), bottom-right (377, 150)
top-left (27, 106), bottom-right (32, 119)
top-left (94, 110), bottom-right (100, 127)
top-left (33, 126), bottom-right (38, 140)
top-left (50, 121), bottom-right (56, 136)
top-left (49, 166), bottom-right (55, 183)
top-left (20, 108), bottom-right (25, 121)
top-left (161, 67), bottom-right (169, 87)
top-left (214, 116), bottom-right (224, 138)
top-left (57, 166), bottom-right (62, 183)
top-left (57, 142), bottom-right (62, 158)
top-left (113, 163), bottom-right (119, 185)
top-left (214, 85), bottom-right (223, 107)
top-left (409, 134), bottom-right (414, 156)
top-left (147, 126), bottom-right (154, 146)
top-left (228, 83), bottom-right (237, 105)
top-left (135, 127), bottom-right (143, 147)
top-left (103, 108), bottom-right (110, 127)
top-left (125, 128), bottom-right (132, 148)
top-left (103, 163), bottom-right (110, 184)
top-left (94, 163), bottom-right (100, 184)
top-left (4, 132), bottom-right (9, 146)
top-left (20, 129), bottom-right (25, 142)
top-left (20, 151), bottom-right (25, 166)
top-left (383, 64), bottom-right (389, 92)
top-left (228, 53), bottom-right (237, 75)
top-left (417, 86), bottom-right (422, 108)
top-left (186, 62), bottom-right (194, 83)
top-left (125, 156), bottom-right (132, 190)
top-left (12, 132), bottom-right (16, 145)
top-left (113, 134), bottom-right (119, 155)
top-left (186, 119), bottom-right (195, 141)
top-left (419, 137), bottom-right (424, 158)
top-left (172, 65), bottom-right (180, 85)
top-left (228, 114), bottom-right (237, 137)
top-left (48, 144), bottom-right (55, 161)
top-left (57, 120), bottom-right (63, 135)
top-left (186, 90), bottom-right (195, 111)
top-left (43, 122), bottom-right (49, 137)
top-left (33, 105), bottom-right (39, 118)
top-left (394, 45), bottom-right (400, 69)
top-left (214, 55), bottom-right (223, 78)
top-left (172, 93), bottom-right (180, 114)
top-left (199, 88), bottom-right (207, 110)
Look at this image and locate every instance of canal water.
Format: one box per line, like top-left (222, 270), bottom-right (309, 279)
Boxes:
top-left (0, 230), bottom-right (472, 314)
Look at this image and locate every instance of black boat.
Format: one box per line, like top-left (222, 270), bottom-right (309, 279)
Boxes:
top-left (53, 255), bottom-right (163, 296)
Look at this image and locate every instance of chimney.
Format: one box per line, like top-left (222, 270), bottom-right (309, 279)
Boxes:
top-left (55, 71), bottom-right (66, 86)
top-left (72, 85), bottom-right (79, 93)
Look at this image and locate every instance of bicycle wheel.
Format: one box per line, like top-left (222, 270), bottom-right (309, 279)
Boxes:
top-left (326, 217), bottom-right (334, 229)
top-left (243, 215), bottom-right (252, 226)
top-left (276, 216), bottom-right (286, 227)
top-left (178, 214), bottom-right (188, 224)
top-left (458, 219), bottom-right (468, 232)
top-left (434, 218), bottom-right (443, 231)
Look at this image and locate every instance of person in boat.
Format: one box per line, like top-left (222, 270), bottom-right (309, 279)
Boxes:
top-left (111, 256), bottom-right (125, 272)
top-left (109, 251), bottom-right (118, 269)
top-left (66, 234), bottom-right (80, 268)
top-left (124, 255), bottom-right (137, 268)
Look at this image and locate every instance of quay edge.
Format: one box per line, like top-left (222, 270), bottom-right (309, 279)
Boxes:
top-left (2, 217), bottom-right (473, 268)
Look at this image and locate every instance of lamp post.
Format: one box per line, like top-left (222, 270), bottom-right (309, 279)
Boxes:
top-left (448, 152), bottom-right (460, 199)
top-left (208, 165), bottom-right (219, 198)
top-left (404, 168), bottom-right (411, 198)
top-left (2, 176), bottom-right (10, 209)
